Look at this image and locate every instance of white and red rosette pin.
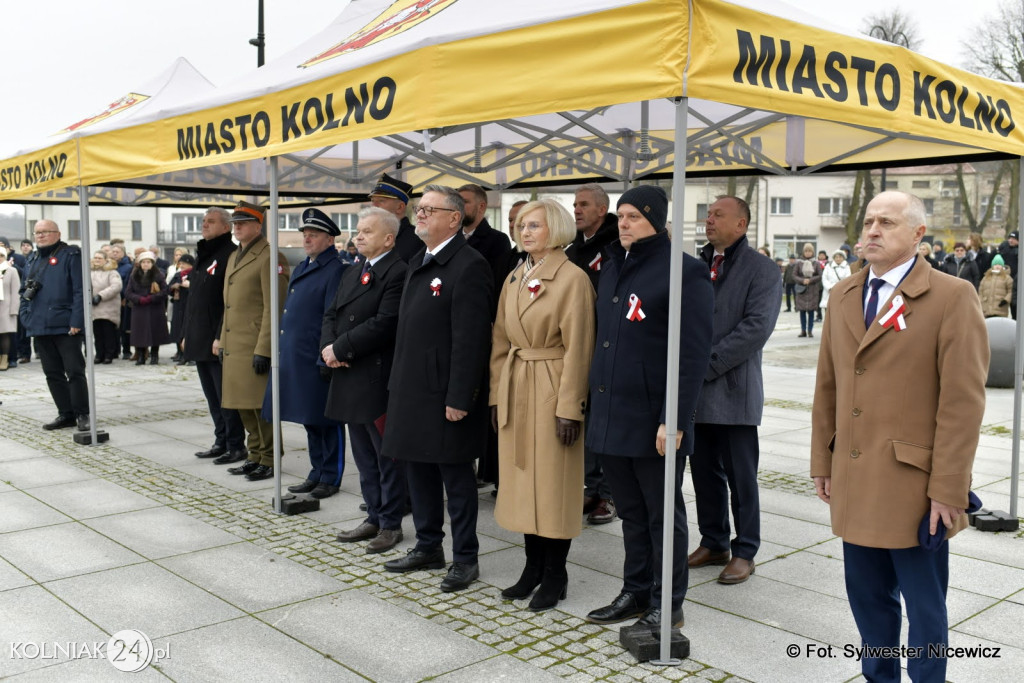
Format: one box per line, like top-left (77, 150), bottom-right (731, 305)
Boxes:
top-left (626, 293), bottom-right (646, 321)
top-left (430, 277), bottom-right (442, 296)
top-left (878, 294), bottom-right (907, 331)
top-left (49, 256), bottom-right (58, 265)
top-left (361, 271), bottom-right (371, 285)
top-left (527, 279), bottom-right (541, 299)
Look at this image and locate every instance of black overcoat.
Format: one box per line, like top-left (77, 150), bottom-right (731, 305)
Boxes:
top-left (585, 232), bottom-right (714, 458)
top-left (382, 233), bottom-right (493, 464)
top-left (181, 231), bottom-right (236, 362)
top-left (393, 216), bottom-right (422, 264)
top-left (321, 249), bottom-right (408, 424)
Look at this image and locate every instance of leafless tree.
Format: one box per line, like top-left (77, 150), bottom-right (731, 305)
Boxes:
top-left (862, 8), bottom-right (923, 51)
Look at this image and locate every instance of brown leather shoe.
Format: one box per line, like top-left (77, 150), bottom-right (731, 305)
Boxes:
top-left (366, 528), bottom-right (403, 554)
top-left (687, 546), bottom-right (731, 568)
top-left (336, 521), bottom-right (379, 543)
top-left (718, 557), bottom-right (755, 584)
top-left (587, 499), bottom-right (616, 524)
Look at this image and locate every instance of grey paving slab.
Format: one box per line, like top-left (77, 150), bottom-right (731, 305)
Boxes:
top-left (948, 554), bottom-right (1024, 599)
top-left (758, 511), bottom-right (836, 550)
top-left (0, 585), bottom-right (109, 677)
top-left (947, 588), bottom-right (1004, 628)
top-left (0, 457), bottom-right (95, 489)
top-left (83, 506), bottom-right (240, 560)
top-left (432, 653), bottom-right (564, 681)
top-left (678, 602), bottom-right (860, 683)
top-left (296, 490), bottom-right (370, 527)
top-left (752, 550), bottom-right (847, 600)
top-left (158, 543), bottom-right (345, 612)
top-left (564, 526), bottom-right (626, 579)
top-left (952, 600), bottom-right (1024, 648)
top-left (262, 590), bottom-right (494, 682)
top-left (46, 563), bottom-right (244, 640)
top-left (0, 439), bottom-right (45, 463)
top-left (159, 616), bottom-right (362, 682)
top-left (758, 487), bottom-right (832, 526)
top-left (0, 557), bottom-right (33, 592)
top-left (4, 658), bottom-right (169, 681)
top-left (946, 631), bottom-right (1024, 683)
top-left (28, 478), bottom-right (160, 520)
top-left (0, 522), bottom-right (146, 582)
top-left (0, 490), bottom-right (72, 533)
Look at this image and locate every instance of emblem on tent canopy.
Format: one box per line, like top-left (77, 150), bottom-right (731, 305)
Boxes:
top-left (57, 93), bottom-right (150, 134)
top-left (300, 0), bottom-right (461, 68)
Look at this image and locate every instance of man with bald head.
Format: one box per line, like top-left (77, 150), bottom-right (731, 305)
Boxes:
top-left (812, 191), bottom-right (988, 682)
top-left (20, 220), bottom-right (89, 431)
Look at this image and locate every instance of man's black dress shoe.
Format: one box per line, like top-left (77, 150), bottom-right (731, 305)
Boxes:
top-left (359, 502), bottom-right (368, 511)
top-left (75, 415), bottom-right (90, 432)
top-left (384, 547), bottom-right (446, 573)
top-left (287, 479), bottom-right (317, 494)
top-left (43, 415), bottom-right (76, 431)
top-left (585, 591), bottom-right (649, 624)
top-left (195, 445), bottom-right (227, 459)
top-left (228, 461), bottom-right (261, 475)
top-left (245, 465), bottom-right (274, 481)
top-left (310, 483), bottom-right (339, 499)
top-left (212, 449), bottom-right (248, 465)
top-left (635, 605), bottom-right (684, 628)
top-left (440, 562), bottom-right (480, 592)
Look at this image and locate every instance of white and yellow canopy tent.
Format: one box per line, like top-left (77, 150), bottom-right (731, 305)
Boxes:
top-left (5, 1), bottom-right (1021, 659)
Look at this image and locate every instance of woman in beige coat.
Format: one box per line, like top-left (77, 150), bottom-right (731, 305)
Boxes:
top-left (0, 246), bottom-right (21, 370)
top-left (489, 198), bottom-right (595, 612)
top-left (89, 252), bottom-right (122, 364)
top-left (978, 254), bottom-right (1014, 317)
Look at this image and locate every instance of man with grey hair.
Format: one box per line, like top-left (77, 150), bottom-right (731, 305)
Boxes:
top-left (182, 206), bottom-right (247, 463)
top-left (381, 185), bottom-right (493, 591)
top-left (565, 182), bottom-right (619, 524)
top-left (323, 206), bottom-right (409, 553)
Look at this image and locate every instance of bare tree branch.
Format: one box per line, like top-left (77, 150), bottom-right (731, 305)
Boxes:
top-left (862, 7), bottom-right (923, 51)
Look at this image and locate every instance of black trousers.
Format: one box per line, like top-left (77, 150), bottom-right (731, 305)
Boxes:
top-left (602, 452), bottom-right (688, 609)
top-left (195, 360), bottom-right (245, 451)
top-left (349, 422), bottom-right (406, 530)
top-left (34, 333), bottom-right (89, 418)
top-left (689, 423), bottom-right (761, 560)
top-left (405, 460), bottom-right (479, 563)
top-left (92, 319), bottom-right (119, 362)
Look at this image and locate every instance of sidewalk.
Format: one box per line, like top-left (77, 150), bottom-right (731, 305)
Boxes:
top-left (0, 313), bottom-right (1021, 681)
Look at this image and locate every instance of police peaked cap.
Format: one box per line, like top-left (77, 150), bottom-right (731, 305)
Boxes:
top-left (369, 173), bottom-right (412, 204)
top-left (300, 208), bottom-right (340, 236)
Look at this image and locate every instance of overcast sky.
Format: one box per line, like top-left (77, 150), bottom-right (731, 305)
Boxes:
top-left (0, 0), bottom-right (1009, 202)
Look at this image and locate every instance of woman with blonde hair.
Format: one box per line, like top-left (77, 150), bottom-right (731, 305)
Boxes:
top-left (89, 251), bottom-right (122, 364)
top-left (820, 249), bottom-right (850, 311)
top-left (490, 198), bottom-right (595, 612)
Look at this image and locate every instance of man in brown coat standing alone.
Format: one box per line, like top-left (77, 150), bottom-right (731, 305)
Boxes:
top-left (811, 191), bottom-right (988, 683)
top-left (214, 201), bottom-right (290, 482)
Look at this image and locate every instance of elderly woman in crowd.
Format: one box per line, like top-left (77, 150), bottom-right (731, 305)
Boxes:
top-left (0, 245), bottom-right (20, 370)
top-left (979, 254), bottom-right (1014, 318)
top-left (794, 242), bottom-right (822, 337)
top-left (89, 251), bottom-right (122, 364)
top-left (489, 198), bottom-right (595, 612)
top-left (168, 253), bottom-right (195, 364)
top-left (124, 251), bottom-right (170, 365)
top-left (820, 249), bottom-right (850, 312)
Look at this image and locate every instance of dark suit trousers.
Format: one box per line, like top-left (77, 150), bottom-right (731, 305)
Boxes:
top-left (602, 453), bottom-right (688, 609)
top-left (34, 334), bottom-right (89, 418)
top-left (690, 423), bottom-right (761, 560)
top-left (843, 541), bottom-right (950, 683)
top-left (195, 360), bottom-right (245, 451)
top-left (349, 422), bottom-right (406, 530)
top-left (406, 460), bottom-right (479, 563)
top-left (305, 423), bottom-right (345, 487)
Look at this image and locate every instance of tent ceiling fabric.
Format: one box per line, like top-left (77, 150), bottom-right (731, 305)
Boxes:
top-left (2, 0), bottom-right (1023, 205)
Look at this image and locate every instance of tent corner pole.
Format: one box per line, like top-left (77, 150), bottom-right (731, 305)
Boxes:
top-left (269, 157), bottom-right (283, 514)
top-left (1009, 158), bottom-right (1023, 519)
top-left (78, 185), bottom-right (98, 445)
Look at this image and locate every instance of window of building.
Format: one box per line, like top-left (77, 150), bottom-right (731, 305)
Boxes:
top-left (923, 198), bottom-right (934, 215)
top-left (911, 180), bottom-right (930, 189)
top-left (883, 180), bottom-right (898, 190)
top-left (980, 194), bottom-right (1005, 220)
top-left (770, 197), bottom-right (792, 215)
top-left (817, 197), bottom-right (850, 215)
top-left (952, 199), bottom-right (962, 225)
top-left (172, 214), bottom-right (203, 232)
top-left (695, 203), bottom-right (709, 220)
top-left (278, 213), bottom-right (302, 230)
top-left (772, 236), bottom-right (817, 259)
top-left (132, 220), bottom-right (142, 241)
top-left (68, 220), bottom-right (81, 241)
top-left (942, 179), bottom-right (958, 189)
top-left (96, 220), bottom-right (110, 241)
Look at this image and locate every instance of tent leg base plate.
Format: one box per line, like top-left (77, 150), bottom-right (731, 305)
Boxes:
top-left (73, 430), bottom-right (109, 445)
top-left (620, 624), bottom-right (689, 662)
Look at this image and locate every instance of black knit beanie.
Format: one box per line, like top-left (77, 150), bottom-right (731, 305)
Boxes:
top-left (617, 185), bottom-right (667, 232)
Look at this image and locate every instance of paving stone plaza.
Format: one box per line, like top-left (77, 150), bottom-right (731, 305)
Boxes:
top-left (0, 311), bottom-right (1021, 681)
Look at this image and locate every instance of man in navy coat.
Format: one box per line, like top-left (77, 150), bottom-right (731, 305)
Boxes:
top-left (381, 184), bottom-right (493, 592)
top-left (262, 208), bottom-right (347, 499)
top-left (584, 186), bottom-right (714, 628)
top-left (322, 207), bottom-right (409, 554)
top-left (687, 196), bottom-right (782, 584)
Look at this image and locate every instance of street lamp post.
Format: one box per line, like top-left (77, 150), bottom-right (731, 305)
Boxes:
top-left (249, 0), bottom-right (265, 67)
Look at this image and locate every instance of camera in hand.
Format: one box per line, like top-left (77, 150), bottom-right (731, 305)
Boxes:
top-left (22, 278), bottom-right (42, 301)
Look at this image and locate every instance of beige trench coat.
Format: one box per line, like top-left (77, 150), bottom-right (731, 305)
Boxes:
top-left (219, 236), bottom-right (289, 409)
top-left (811, 259), bottom-right (988, 548)
top-left (489, 250), bottom-right (595, 539)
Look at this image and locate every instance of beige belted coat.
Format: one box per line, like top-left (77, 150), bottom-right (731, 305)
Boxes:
top-left (489, 250), bottom-right (595, 539)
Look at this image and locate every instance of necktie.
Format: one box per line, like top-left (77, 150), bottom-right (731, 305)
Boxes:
top-left (422, 252), bottom-right (434, 267)
top-left (864, 278), bottom-right (885, 330)
top-left (360, 260), bottom-right (370, 277)
top-left (710, 254), bottom-right (725, 281)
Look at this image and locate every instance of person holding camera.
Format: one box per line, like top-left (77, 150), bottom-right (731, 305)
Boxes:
top-left (19, 220), bottom-right (90, 431)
